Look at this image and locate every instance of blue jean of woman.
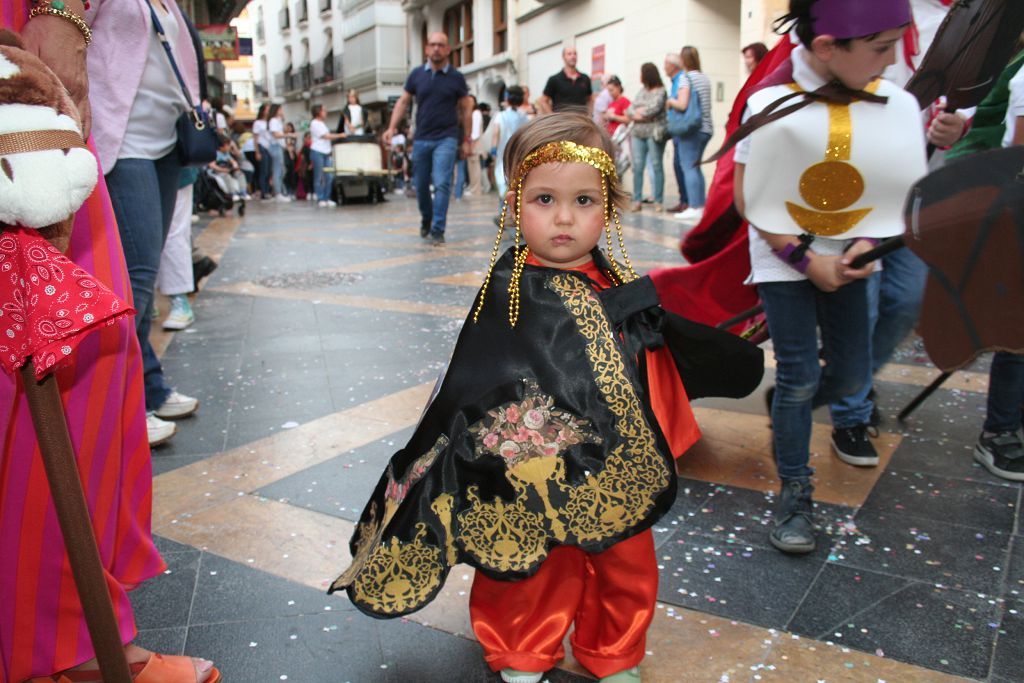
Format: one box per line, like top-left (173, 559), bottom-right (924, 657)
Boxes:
top-left (679, 130), bottom-right (711, 208)
top-left (759, 278), bottom-right (871, 481)
top-left (631, 135), bottom-right (666, 204)
top-left (268, 143), bottom-right (286, 196)
top-left (256, 144), bottom-right (271, 197)
top-left (105, 152), bottom-right (180, 411)
top-left (311, 149), bottom-right (333, 202)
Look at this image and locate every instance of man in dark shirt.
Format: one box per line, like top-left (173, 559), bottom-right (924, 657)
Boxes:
top-left (383, 32), bottom-right (473, 244)
top-left (538, 46), bottom-right (593, 114)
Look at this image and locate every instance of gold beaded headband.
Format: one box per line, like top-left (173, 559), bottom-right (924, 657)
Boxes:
top-left (473, 140), bottom-right (637, 328)
top-left (511, 141), bottom-right (618, 189)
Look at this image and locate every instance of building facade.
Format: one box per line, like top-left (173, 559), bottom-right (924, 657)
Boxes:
top-left (249, 0), bottom-right (407, 128)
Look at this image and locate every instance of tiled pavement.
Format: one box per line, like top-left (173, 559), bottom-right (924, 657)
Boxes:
top-left (136, 193), bottom-right (1022, 682)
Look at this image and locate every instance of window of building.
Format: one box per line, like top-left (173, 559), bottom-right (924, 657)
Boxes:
top-left (444, 0), bottom-right (473, 67)
top-left (492, 0), bottom-right (506, 55)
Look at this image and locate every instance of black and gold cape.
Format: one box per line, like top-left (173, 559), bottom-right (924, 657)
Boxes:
top-left (330, 248), bottom-right (763, 618)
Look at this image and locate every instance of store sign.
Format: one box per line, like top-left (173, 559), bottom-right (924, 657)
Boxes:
top-left (591, 44), bottom-right (605, 78)
top-left (196, 24), bottom-right (239, 61)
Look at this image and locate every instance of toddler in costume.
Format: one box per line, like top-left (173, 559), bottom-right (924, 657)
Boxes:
top-left (331, 113), bottom-right (763, 682)
top-left (731, 0), bottom-right (928, 553)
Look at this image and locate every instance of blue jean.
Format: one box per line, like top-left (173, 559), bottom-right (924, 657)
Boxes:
top-left (670, 135), bottom-right (689, 206)
top-left (311, 149), bottom-right (333, 202)
top-left (631, 135), bottom-right (666, 204)
top-left (760, 279), bottom-right (872, 480)
top-left (678, 131), bottom-right (711, 209)
top-left (255, 145), bottom-right (271, 197)
top-left (454, 157), bottom-right (467, 199)
top-left (985, 352), bottom-right (1024, 433)
top-left (413, 136), bottom-right (458, 235)
top-left (105, 153), bottom-right (180, 411)
top-left (830, 248), bottom-right (928, 427)
top-left (268, 143), bottom-right (285, 196)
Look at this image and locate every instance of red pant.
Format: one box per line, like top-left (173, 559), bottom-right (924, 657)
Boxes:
top-left (469, 529), bottom-right (657, 678)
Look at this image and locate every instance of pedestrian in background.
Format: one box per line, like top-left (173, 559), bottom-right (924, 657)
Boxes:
top-left (673, 46), bottom-right (714, 223)
top-left (628, 62), bottom-right (667, 212)
top-left (663, 52), bottom-right (689, 214)
top-left (382, 31), bottom-right (472, 245)
top-left (310, 103), bottom-right (345, 207)
top-left (251, 103), bottom-right (272, 199)
top-left (268, 104), bottom-right (294, 201)
top-left (742, 42), bottom-right (769, 73)
top-left (539, 45), bottom-right (593, 114)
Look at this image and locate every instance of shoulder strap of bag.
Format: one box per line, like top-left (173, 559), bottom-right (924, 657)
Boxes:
top-left (685, 72), bottom-right (700, 111)
top-left (144, 0), bottom-right (197, 110)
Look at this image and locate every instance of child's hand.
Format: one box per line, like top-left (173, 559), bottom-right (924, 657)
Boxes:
top-left (805, 254), bottom-right (848, 292)
top-left (806, 242), bottom-right (875, 292)
top-left (927, 111), bottom-right (967, 149)
top-left (836, 239), bottom-right (877, 282)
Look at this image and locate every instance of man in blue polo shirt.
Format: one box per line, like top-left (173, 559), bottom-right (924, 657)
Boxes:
top-left (383, 32), bottom-right (473, 245)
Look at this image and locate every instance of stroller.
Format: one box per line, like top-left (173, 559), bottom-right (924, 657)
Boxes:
top-left (610, 122), bottom-right (633, 178)
top-left (194, 170), bottom-right (245, 217)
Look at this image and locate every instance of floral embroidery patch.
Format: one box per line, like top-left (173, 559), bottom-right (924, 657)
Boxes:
top-left (469, 380), bottom-right (602, 466)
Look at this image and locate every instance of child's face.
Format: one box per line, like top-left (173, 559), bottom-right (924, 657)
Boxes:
top-left (509, 161), bottom-right (606, 269)
top-left (814, 26), bottom-right (905, 90)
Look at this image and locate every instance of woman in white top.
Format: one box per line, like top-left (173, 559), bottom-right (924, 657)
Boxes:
top-left (310, 103), bottom-right (346, 206)
top-left (268, 104), bottom-right (296, 201)
top-left (251, 103), bottom-right (272, 198)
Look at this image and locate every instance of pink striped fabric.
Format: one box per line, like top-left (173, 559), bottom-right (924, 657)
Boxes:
top-left (1, 4), bottom-right (165, 679)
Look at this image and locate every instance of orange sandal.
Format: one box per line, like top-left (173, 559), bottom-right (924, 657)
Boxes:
top-left (30, 653), bottom-right (221, 683)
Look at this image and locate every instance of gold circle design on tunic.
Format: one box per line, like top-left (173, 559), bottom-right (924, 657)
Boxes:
top-left (798, 160), bottom-right (865, 212)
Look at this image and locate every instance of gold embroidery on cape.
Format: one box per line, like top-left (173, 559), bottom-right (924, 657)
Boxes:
top-left (349, 523), bottom-right (443, 614)
top-left (785, 80), bottom-right (883, 236)
top-left (551, 274), bottom-right (671, 540)
top-left (430, 493), bottom-right (459, 566)
top-left (458, 486), bottom-right (549, 572)
top-left (331, 435), bottom-right (448, 604)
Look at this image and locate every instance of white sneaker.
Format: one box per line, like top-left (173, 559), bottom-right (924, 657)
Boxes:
top-left (276, 195), bottom-right (292, 203)
top-left (326, 199), bottom-right (337, 207)
top-left (307, 194), bottom-right (316, 201)
top-left (147, 413), bottom-right (176, 446)
top-left (153, 390), bottom-right (199, 419)
top-left (318, 200), bottom-right (328, 207)
top-left (190, 214), bottom-right (200, 224)
top-left (500, 671), bottom-right (543, 683)
top-left (242, 193), bottom-right (253, 200)
top-left (673, 207), bottom-right (704, 222)
top-left (162, 295), bottom-right (194, 331)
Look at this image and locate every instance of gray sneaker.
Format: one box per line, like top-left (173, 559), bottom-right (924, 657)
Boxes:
top-left (770, 479), bottom-right (816, 554)
top-left (974, 430), bottom-right (1024, 482)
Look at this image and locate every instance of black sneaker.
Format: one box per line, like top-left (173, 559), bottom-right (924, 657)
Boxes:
top-left (831, 424), bottom-right (879, 467)
top-left (420, 221), bottom-right (431, 238)
top-left (974, 430), bottom-right (1024, 481)
top-left (192, 255), bottom-right (218, 290)
top-left (770, 479), bottom-right (816, 554)
top-left (429, 232), bottom-right (445, 246)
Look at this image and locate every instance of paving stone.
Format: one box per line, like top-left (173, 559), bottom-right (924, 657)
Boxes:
top-left (833, 507), bottom-right (1011, 595)
top-left (860, 469), bottom-right (1018, 533)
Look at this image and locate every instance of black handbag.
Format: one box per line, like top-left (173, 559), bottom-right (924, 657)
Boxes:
top-left (146, 0), bottom-right (218, 166)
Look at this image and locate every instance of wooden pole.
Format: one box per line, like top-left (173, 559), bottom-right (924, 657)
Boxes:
top-left (20, 362), bottom-right (132, 683)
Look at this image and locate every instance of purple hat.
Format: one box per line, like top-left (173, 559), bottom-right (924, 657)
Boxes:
top-left (811, 0), bottom-right (912, 39)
